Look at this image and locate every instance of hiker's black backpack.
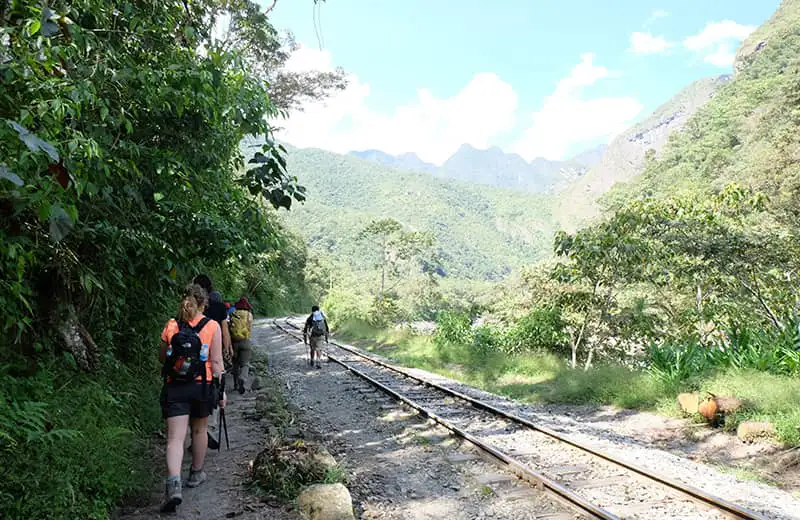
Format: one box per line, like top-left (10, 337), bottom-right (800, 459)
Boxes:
top-left (163, 318), bottom-right (211, 384)
top-left (310, 315), bottom-right (326, 337)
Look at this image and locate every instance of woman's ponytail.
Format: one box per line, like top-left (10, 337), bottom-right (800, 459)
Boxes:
top-left (176, 284), bottom-right (208, 323)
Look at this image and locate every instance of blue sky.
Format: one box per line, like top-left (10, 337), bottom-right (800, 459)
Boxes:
top-left (268, 0), bottom-right (779, 164)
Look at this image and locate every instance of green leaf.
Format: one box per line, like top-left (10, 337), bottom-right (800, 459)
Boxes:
top-left (48, 205), bottom-right (73, 243)
top-left (28, 19), bottom-right (41, 36)
top-left (38, 201), bottom-right (51, 222)
top-left (0, 165), bottom-right (23, 186)
top-left (7, 120), bottom-right (59, 161)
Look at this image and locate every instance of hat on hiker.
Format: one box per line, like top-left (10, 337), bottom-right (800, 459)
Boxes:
top-left (209, 291), bottom-right (223, 304)
top-left (235, 296), bottom-right (252, 311)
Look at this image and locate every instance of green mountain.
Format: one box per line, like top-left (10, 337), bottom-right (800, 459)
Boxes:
top-left (281, 146), bottom-right (562, 281)
top-left (278, 72), bottom-right (731, 282)
top-left (606, 0), bottom-right (800, 207)
top-left (348, 149), bottom-right (438, 175)
top-left (279, 0), bottom-right (800, 287)
top-left (553, 75), bottom-right (730, 228)
top-left (349, 143), bottom-right (602, 194)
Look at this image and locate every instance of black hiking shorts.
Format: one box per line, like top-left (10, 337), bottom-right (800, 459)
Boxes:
top-left (160, 382), bottom-right (215, 419)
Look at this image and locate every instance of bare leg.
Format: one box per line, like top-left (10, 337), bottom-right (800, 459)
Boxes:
top-left (166, 415), bottom-right (190, 477)
top-left (190, 417), bottom-right (209, 470)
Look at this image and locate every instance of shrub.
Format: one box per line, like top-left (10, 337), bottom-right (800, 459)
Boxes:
top-left (433, 311), bottom-right (473, 349)
top-left (504, 306), bottom-right (568, 355)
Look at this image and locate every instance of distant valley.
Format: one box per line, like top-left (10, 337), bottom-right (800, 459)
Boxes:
top-left (275, 71), bottom-right (730, 281)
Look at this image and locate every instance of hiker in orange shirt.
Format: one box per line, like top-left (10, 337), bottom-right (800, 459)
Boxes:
top-left (158, 284), bottom-right (227, 513)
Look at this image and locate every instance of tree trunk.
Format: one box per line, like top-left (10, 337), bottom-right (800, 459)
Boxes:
top-left (571, 340), bottom-right (578, 369)
top-left (696, 283), bottom-right (703, 314)
top-left (380, 262), bottom-right (385, 299)
top-left (583, 346), bottom-right (595, 371)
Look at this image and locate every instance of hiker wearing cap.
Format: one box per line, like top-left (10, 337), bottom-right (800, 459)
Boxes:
top-left (159, 284), bottom-right (226, 513)
top-left (230, 296), bottom-right (254, 394)
top-left (303, 305), bottom-right (329, 369)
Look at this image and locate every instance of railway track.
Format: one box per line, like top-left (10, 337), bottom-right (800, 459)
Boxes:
top-left (271, 318), bottom-right (768, 520)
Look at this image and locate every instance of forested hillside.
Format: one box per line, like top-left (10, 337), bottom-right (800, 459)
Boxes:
top-left (0, 2), bottom-right (336, 518)
top-left (281, 146), bottom-right (561, 281)
top-left (554, 75), bottom-right (730, 227)
top-left (606, 0), bottom-right (800, 208)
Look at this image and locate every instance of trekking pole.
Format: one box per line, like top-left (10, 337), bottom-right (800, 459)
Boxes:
top-left (221, 406), bottom-right (230, 450)
top-left (218, 375), bottom-right (230, 451)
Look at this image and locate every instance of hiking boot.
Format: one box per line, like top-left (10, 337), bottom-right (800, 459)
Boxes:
top-left (186, 468), bottom-right (207, 488)
top-left (237, 379), bottom-right (246, 395)
top-left (315, 363), bottom-right (322, 369)
top-left (160, 478), bottom-right (182, 513)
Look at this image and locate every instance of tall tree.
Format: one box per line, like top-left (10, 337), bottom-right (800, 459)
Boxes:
top-left (357, 218), bottom-right (434, 299)
top-left (213, 0), bottom-right (347, 114)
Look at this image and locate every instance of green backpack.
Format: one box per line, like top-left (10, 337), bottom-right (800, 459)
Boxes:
top-left (230, 309), bottom-right (250, 340)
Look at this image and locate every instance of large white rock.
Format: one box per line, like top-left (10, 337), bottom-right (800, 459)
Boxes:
top-left (296, 483), bottom-right (355, 520)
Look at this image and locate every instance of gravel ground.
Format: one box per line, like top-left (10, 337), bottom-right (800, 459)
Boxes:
top-left (263, 321), bottom-right (585, 520)
top-left (122, 318), bottom-right (799, 520)
top-left (336, 343), bottom-right (800, 520)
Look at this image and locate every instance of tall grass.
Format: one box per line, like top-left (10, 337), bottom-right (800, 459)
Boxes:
top-left (335, 318), bottom-right (800, 446)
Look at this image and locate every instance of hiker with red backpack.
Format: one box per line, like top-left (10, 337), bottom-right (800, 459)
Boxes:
top-left (159, 284), bottom-right (227, 513)
top-left (303, 305), bottom-right (329, 369)
top-left (230, 296), bottom-right (254, 394)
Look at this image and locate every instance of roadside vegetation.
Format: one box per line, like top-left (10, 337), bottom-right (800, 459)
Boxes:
top-left (335, 318), bottom-right (800, 447)
top-left (0, 1), bottom-right (342, 518)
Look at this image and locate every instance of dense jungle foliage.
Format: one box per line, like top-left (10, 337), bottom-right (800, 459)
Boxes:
top-left (0, 1), bottom-right (329, 517)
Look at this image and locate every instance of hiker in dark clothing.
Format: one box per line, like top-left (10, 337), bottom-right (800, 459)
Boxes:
top-left (192, 276), bottom-right (232, 360)
top-left (303, 305), bottom-right (329, 369)
top-left (190, 275), bottom-right (232, 450)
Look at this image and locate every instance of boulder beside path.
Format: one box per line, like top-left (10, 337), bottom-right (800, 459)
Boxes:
top-left (297, 483), bottom-right (355, 520)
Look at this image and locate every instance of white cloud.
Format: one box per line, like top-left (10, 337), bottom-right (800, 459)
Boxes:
top-left (645, 9), bottom-right (670, 26)
top-left (684, 20), bottom-right (755, 68)
top-left (703, 43), bottom-right (736, 67)
top-left (508, 54), bottom-right (643, 161)
top-left (629, 32), bottom-right (673, 55)
top-left (276, 45), bottom-right (518, 165)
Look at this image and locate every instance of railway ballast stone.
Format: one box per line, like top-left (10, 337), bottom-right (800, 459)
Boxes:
top-left (297, 483), bottom-right (355, 520)
top-left (737, 421), bottom-right (777, 443)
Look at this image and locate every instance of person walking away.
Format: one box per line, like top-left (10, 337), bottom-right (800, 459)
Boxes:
top-left (191, 275), bottom-right (232, 450)
top-left (230, 296), bottom-right (254, 394)
top-left (193, 275), bottom-right (233, 360)
top-left (159, 284), bottom-right (226, 513)
top-left (303, 305), bottom-right (329, 369)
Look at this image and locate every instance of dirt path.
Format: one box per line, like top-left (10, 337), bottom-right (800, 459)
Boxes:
top-left (120, 319), bottom-right (800, 519)
top-left (117, 342), bottom-right (300, 519)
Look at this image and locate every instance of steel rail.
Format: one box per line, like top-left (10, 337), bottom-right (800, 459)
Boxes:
top-left (272, 319), bottom-right (619, 519)
top-left (277, 318), bottom-right (766, 520)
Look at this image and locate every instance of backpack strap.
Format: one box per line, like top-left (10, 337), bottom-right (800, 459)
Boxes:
top-left (191, 317), bottom-right (212, 394)
top-left (192, 317), bottom-right (211, 333)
